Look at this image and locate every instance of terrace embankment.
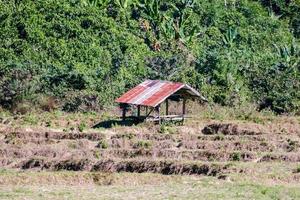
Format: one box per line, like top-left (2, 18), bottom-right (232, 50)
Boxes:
top-left (0, 119), bottom-right (299, 176)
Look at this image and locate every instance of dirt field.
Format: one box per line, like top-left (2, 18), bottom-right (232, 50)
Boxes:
top-left (0, 113), bottom-right (300, 199)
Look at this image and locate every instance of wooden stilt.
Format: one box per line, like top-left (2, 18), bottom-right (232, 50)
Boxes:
top-left (157, 105), bottom-right (161, 124)
top-left (166, 99), bottom-right (169, 116)
top-left (137, 105), bottom-right (141, 118)
top-left (145, 107), bottom-right (154, 120)
top-left (182, 98), bottom-right (186, 124)
top-left (122, 107), bottom-right (126, 121)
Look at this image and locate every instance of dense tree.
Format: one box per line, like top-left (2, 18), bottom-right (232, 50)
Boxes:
top-left (0, 0), bottom-right (299, 113)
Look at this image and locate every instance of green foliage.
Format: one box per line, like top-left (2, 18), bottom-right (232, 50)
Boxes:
top-left (139, 0), bottom-right (162, 26)
top-left (0, 0), bottom-right (299, 114)
top-left (287, 139), bottom-right (299, 152)
top-left (159, 124), bottom-right (169, 134)
top-left (0, 62), bottom-right (40, 110)
top-left (134, 140), bottom-right (152, 149)
top-left (78, 122), bottom-right (87, 132)
top-left (114, 0), bottom-right (135, 11)
top-left (22, 113), bottom-right (39, 125)
top-left (159, 123), bottom-right (177, 134)
top-left (222, 27), bottom-right (238, 48)
top-left (214, 134), bottom-right (225, 141)
top-left (62, 91), bottom-right (102, 112)
top-left (257, 0), bottom-right (300, 38)
top-left (80, 0), bottom-right (110, 8)
top-left (96, 139), bottom-right (109, 149)
top-left (231, 152), bottom-right (241, 161)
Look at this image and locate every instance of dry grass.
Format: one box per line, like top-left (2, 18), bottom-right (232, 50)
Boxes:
top-left (0, 117), bottom-right (300, 171)
top-left (1, 105), bottom-right (300, 199)
top-left (0, 168), bottom-right (300, 200)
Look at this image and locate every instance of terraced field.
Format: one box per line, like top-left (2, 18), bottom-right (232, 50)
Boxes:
top-left (1, 119), bottom-right (300, 172)
top-left (0, 118), bottom-right (300, 199)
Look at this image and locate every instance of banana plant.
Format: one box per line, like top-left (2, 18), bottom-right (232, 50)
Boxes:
top-left (176, 0), bottom-right (195, 9)
top-left (274, 42), bottom-right (299, 61)
top-left (222, 27), bottom-right (238, 48)
top-left (81, 0), bottom-right (110, 9)
top-left (273, 41), bottom-right (300, 69)
top-left (161, 17), bottom-right (175, 40)
top-left (138, 0), bottom-right (162, 26)
top-left (115, 0), bottom-right (135, 11)
top-left (170, 1), bottom-right (197, 43)
top-left (175, 12), bottom-right (196, 42)
top-left (268, 9), bottom-right (282, 20)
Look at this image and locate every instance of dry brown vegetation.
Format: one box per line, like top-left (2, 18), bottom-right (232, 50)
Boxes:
top-left (0, 111), bottom-right (300, 199)
top-left (0, 114), bottom-right (299, 177)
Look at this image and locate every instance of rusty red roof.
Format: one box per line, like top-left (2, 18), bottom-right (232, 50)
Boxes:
top-left (115, 80), bottom-right (202, 107)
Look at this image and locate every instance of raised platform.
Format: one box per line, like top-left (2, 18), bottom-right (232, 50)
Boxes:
top-left (144, 115), bottom-right (190, 123)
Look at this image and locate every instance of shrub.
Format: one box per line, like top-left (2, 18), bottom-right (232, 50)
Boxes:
top-left (94, 151), bottom-right (100, 159)
top-left (62, 91), bottom-right (102, 112)
top-left (45, 120), bottom-right (52, 127)
top-left (214, 134), bottom-right (225, 141)
top-left (78, 122), bottom-right (87, 132)
top-left (36, 96), bottom-right (56, 112)
top-left (22, 113), bottom-right (39, 125)
top-left (159, 124), bottom-right (176, 134)
top-left (134, 140), bottom-right (152, 149)
top-left (231, 152), bottom-right (241, 161)
top-left (287, 139), bottom-right (299, 152)
top-left (13, 102), bottom-right (32, 115)
top-left (0, 63), bottom-right (40, 111)
top-left (96, 139), bottom-right (109, 149)
top-left (295, 165), bottom-right (300, 173)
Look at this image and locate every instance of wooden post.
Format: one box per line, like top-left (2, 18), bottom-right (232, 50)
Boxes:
top-left (182, 97), bottom-right (186, 124)
top-left (137, 105), bottom-right (141, 118)
top-left (122, 107), bottom-right (126, 121)
top-left (166, 99), bottom-right (169, 116)
top-left (157, 105), bottom-right (161, 124)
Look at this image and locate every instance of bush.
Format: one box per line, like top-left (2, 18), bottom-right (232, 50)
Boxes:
top-left (22, 113), bottom-right (39, 125)
top-left (287, 139), bottom-right (299, 152)
top-left (214, 134), bottom-right (225, 141)
top-left (36, 96), bottom-right (57, 112)
top-left (231, 152), bottom-right (241, 161)
top-left (134, 140), bottom-right (152, 149)
top-left (159, 123), bottom-right (177, 134)
top-left (62, 91), bottom-right (102, 112)
top-left (96, 139), bottom-right (109, 149)
top-left (295, 165), bottom-right (300, 173)
top-left (78, 122), bottom-right (87, 132)
top-left (0, 63), bottom-right (40, 110)
top-left (13, 102), bottom-right (32, 115)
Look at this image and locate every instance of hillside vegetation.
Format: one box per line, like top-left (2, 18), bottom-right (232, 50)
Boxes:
top-left (0, 0), bottom-right (299, 113)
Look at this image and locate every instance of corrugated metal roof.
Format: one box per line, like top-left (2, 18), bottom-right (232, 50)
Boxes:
top-left (115, 80), bottom-right (202, 107)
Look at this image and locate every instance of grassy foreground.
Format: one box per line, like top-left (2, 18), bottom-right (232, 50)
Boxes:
top-left (1, 162), bottom-right (300, 200)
